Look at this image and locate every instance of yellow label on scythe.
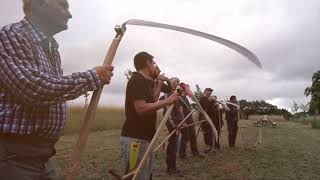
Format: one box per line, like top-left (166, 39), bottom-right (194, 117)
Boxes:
top-left (129, 141), bottom-right (140, 171)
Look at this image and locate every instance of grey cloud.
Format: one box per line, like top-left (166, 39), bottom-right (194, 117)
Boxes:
top-left (1, 0), bottom-right (319, 110)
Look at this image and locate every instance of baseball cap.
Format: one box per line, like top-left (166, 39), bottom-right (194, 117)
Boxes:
top-left (205, 88), bottom-right (213, 92)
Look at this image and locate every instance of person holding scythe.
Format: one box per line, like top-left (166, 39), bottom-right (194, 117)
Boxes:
top-left (208, 95), bottom-right (224, 150)
top-left (0, 0), bottom-right (115, 179)
top-left (225, 95), bottom-right (240, 147)
top-left (178, 83), bottom-right (202, 158)
top-left (199, 88), bottom-right (214, 153)
top-left (120, 52), bottom-right (179, 180)
top-left (159, 77), bottom-right (185, 176)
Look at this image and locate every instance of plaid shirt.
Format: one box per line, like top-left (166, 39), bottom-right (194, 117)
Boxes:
top-left (0, 18), bottom-right (102, 139)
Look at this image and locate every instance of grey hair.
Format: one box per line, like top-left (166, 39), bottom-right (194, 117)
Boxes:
top-left (22, 0), bottom-right (45, 16)
top-left (22, 0), bottom-right (31, 15)
top-left (170, 77), bottom-right (180, 84)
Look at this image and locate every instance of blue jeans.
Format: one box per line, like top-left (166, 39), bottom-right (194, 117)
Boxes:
top-left (120, 136), bottom-right (154, 180)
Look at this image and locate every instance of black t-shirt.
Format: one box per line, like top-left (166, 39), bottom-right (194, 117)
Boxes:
top-left (121, 72), bottom-right (157, 141)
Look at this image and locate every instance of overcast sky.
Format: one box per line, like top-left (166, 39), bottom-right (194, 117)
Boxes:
top-left (1, 0), bottom-right (319, 110)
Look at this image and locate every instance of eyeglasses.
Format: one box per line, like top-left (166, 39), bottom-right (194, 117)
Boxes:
top-left (152, 61), bottom-right (158, 68)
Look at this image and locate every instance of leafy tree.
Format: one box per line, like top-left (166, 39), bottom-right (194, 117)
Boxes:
top-left (299, 103), bottom-right (310, 118)
top-left (194, 84), bottom-right (203, 100)
top-left (291, 101), bottom-right (299, 114)
top-left (239, 100), bottom-right (291, 119)
top-left (290, 101), bottom-right (300, 119)
top-left (124, 69), bottom-right (134, 81)
top-left (305, 70), bottom-right (320, 114)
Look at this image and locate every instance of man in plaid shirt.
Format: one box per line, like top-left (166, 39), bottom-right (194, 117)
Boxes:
top-left (0, 0), bottom-right (114, 179)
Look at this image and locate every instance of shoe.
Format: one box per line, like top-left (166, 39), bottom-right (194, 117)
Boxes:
top-left (167, 169), bottom-right (184, 177)
top-left (193, 153), bottom-right (205, 158)
top-left (204, 146), bottom-right (212, 153)
top-left (180, 156), bottom-right (188, 160)
top-left (215, 144), bottom-right (221, 149)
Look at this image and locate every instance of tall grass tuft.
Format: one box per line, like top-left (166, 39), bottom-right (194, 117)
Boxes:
top-left (311, 118), bottom-right (320, 129)
top-left (63, 106), bottom-right (125, 135)
top-left (63, 106), bottom-right (164, 135)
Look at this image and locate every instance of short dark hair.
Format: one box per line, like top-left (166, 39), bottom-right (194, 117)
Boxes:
top-left (134, 52), bottom-right (154, 70)
top-left (230, 95), bottom-right (237, 101)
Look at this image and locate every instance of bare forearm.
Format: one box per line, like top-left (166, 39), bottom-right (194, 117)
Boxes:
top-left (136, 99), bottom-right (171, 115)
top-left (154, 81), bottom-right (162, 100)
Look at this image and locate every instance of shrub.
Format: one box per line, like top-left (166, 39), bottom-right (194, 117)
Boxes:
top-left (301, 119), bottom-right (310, 125)
top-left (311, 119), bottom-right (320, 129)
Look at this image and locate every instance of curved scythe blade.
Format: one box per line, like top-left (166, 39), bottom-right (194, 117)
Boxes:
top-left (124, 19), bottom-right (262, 69)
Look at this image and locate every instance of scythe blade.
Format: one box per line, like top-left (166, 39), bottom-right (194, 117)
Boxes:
top-left (124, 19), bottom-right (262, 69)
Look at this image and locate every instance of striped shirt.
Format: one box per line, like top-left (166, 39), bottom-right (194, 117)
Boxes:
top-left (0, 18), bottom-right (101, 139)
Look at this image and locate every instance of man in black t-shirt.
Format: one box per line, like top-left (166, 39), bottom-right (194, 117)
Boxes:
top-left (199, 88), bottom-right (214, 153)
top-left (120, 52), bottom-right (179, 180)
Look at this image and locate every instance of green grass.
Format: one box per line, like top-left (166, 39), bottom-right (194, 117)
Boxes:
top-left (293, 116), bottom-right (320, 128)
top-left (311, 118), bottom-right (320, 129)
top-left (55, 111), bottom-right (320, 179)
top-left (63, 106), bottom-right (125, 135)
top-left (64, 107), bottom-right (164, 135)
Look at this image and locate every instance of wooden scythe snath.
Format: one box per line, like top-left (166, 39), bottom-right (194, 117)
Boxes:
top-left (108, 104), bottom-right (175, 180)
top-left (154, 109), bottom-right (197, 153)
top-left (64, 25), bottom-right (126, 180)
top-left (64, 19), bottom-right (262, 180)
top-left (180, 84), bottom-right (219, 150)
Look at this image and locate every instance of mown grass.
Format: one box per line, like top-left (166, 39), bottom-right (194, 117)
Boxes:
top-left (55, 111), bottom-right (320, 179)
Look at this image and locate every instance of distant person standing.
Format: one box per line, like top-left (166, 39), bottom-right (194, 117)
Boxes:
top-left (160, 77), bottom-right (184, 176)
top-left (225, 95), bottom-right (240, 147)
top-left (209, 95), bottom-right (224, 150)
top-left (179, 84), bottom-right (202, 158)
top-left (199, 88), bottom-right (214, 153)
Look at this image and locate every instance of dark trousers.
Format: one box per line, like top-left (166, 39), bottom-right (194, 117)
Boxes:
top-left (179, 123), bottom-right (199, 157)
top-left (166, 128), bottom-right (178, 170)
top-left (178, 128), bottom-right (188, 158)
top-left (227, 120), bottom-right (238, 147)
top-left (213, 122), bottom-right (221, 149)
top-left (201, 122), bottom-right (222, 149)
top-left (201, 122), bottom-right (213, 147)
top-left (0, 134), bottom-right (58, 180)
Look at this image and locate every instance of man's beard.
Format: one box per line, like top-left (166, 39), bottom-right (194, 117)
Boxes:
top-left (152, 72), bottom-right (159, 80)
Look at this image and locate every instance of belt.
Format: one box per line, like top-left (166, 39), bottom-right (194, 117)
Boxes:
top-left (0, 133), bottom-right (58, 144)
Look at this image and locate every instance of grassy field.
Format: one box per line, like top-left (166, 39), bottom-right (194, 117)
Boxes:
top-left (54, 109), bottom-right (320, 180)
